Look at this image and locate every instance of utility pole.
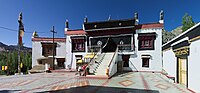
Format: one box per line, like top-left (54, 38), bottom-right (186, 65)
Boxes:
top-left (7, 51), bottom-right (9, 75)
top-left (51, 26), bottom-right (56, 70)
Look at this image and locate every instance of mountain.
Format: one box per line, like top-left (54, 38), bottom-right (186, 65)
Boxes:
top-left (0, 42), bottom-right (31, 52)
top-left (162, 26), bottom-right (183, 44)
top-left (162, 30), bottom-right (176, 44)
top-left (171, 26), bottom-right (183, 36)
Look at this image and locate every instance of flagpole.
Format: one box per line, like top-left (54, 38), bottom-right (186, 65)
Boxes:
top-left (18, 12), bottom-right (23, 74)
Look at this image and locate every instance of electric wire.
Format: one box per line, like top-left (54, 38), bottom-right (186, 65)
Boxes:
top-left (0, 26), bottom-right (47, 34)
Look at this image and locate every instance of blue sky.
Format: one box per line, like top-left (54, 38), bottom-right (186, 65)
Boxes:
top-left (0, 0), bottom-right (199, 47)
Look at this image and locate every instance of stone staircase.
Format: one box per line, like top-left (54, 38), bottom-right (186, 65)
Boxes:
top-left (88, 53), bottom-right (105, 74)
top-left (29, 64), bottom-right (45, 73)
top-left (88, 52), bottom-right (114, 76)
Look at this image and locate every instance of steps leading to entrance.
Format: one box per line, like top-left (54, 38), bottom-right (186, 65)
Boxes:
top-left (95, 52), bottom-right (114, 75)
top-left (89, 53), bottom-right (105, 74)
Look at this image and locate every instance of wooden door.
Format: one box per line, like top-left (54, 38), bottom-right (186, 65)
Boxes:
top-left (122, 55), bottom-right (130, 67)
top-left (178, 58), bottom-right (187, 86)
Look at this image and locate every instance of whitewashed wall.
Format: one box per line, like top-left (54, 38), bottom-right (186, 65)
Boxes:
top-left (129, 28), bottom-right (162, 72)
top-left (188, 40), bottom-right (200, 92)
top-left (65, 36), bottom-right (74, 69)
top-left (56, 42), bottom-right (66, 58)
top-left (32, 40), bottom-right (66, 67)
top-left (162, 48), bottom-right (177, 80)
top-left (65, 35), bottom-right (88, 70)
top-left (32, 41), bottom-right (42, 67)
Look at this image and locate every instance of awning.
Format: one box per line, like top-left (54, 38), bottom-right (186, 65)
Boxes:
top-left (77, 60), bottom-right (83, 64)
top-left (84, 54), bottom-right (95, 59)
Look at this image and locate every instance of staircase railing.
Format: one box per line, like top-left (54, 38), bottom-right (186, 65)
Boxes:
top-left (118, 44), bottom-right (134, 52)
top-left (82, 46), bottom-right (102, 76)
top-left (107, 47), bottom-right (119, 78)
top-left (88, 53), bottom-right (105, 74)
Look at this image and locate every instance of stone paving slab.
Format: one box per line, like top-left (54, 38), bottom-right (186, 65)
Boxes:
top-left (0, 72), bottom-right (194, 93)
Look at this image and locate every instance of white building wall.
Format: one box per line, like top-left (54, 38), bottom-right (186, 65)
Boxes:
top-left (56, 42), bottom-right (66, 58)
top-left (162, 49), bottom-right (177, 79)
top-left (129, 28), bottom-right (162, 72)
top-left (66, 36), bottom-right (74, 69)
top-left (65, 34), bottom-right (89, 70)
top-left (32, 41), bottom-right (42, 67)
top-left (188, 40), bottom-right (200, 92)
top-left (32, 40), bottom-right (66, 67)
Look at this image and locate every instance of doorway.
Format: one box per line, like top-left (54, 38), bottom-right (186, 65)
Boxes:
top-left (102, 38), bottom-right (117, 52)
top-left (178, 57), bottom-right (187, 87)
top-left (57, 58), bottom-right (65, 69)
top-left (122, 55), bottom-right (130, 67)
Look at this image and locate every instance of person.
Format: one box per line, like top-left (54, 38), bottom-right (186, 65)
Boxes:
top-left (82, 64), bottom-right (87, 71)
top-left (78, 66), bottom-right (82, 76)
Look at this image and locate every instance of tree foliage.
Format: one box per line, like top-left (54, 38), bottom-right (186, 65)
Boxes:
top-left (0, 51), bottom-right (32, 75)
top-left (182, 13), bottom-right (195, 32)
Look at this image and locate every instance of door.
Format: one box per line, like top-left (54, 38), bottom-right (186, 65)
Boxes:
top-left (178, 58), bottom-right (187, 86)
top-left (122, 55), bottom-right (130, 67)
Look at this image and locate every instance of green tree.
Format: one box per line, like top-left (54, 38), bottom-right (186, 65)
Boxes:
top-left (182, 13), bottom-right (195, 32)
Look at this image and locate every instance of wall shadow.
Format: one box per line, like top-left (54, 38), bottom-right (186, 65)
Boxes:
top-left (0, 90), bottom-right (21, 93)
top-left (38, 85), bottom-right (159, 93)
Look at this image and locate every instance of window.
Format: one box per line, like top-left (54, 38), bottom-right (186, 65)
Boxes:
top-left (72, 39), bottom-right (85, 52)
top-left (141, 39), bottom-right (153, 48)
top-left (122, 55), bottom-right (130, 67)
top-left (142, 58), bottom-right (149, 67)
top-left (138, 33), bottom-right (156, 50)
top-left (42, 43), bottom-right (57, 57)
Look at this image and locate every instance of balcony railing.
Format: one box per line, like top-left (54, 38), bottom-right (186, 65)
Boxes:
top-left (118, 44), bottom-right (134, 52)
top-left (87, 45), bottom-right (101, 53)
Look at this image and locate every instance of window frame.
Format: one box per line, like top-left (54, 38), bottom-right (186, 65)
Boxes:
top-left (41, 43), bottom-right (57, 57)
top-left (138, 33), bottom-right (156, 50)
top-left (142, 58), bottom-right (150, 68)
top-left (72, 39), bottom-right (86, 52)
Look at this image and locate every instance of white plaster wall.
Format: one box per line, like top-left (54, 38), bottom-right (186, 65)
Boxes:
top-left (129, 28), bottom-right (162, 72)
top-left (66, 35), bottom-right (89, 70)
top-left (32, 41), bottom-right (42, 67)
top-left (188, 40), bottom-right (200, 92)
top-left (32, 41), bottom-right (66, 67)
top-left (162, 49), bottom-right (177, 79)
top-left (66, 36), bottom-right (74, 69)
top-left (56, 42), bottom-right (66, 58)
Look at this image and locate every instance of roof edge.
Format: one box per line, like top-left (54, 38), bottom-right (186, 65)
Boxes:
top-left (162, 22), bottom-right (200, 47)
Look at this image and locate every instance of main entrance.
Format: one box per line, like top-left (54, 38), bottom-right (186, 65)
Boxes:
top-left (178, 58), bottom-right (187, 87)
top-left (90, 35), bottom-right (132, 53)
top-left (102, 38), bottom-right (117, 52)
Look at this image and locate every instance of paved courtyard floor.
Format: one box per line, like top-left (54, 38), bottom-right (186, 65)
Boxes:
top-left (0, 72), bottom-right (193, 93)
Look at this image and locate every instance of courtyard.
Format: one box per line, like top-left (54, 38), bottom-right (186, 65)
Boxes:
top-left (0, 72), bottom-right (193, 93)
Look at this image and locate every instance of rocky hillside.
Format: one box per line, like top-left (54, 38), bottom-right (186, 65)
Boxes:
top-left (0, 42), bottom-right (31, 52)
top-left (171, 26), bottom-right (183, 36)
top-left (162, 26), bottom-right (183, 44)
